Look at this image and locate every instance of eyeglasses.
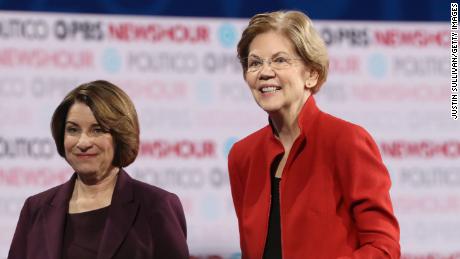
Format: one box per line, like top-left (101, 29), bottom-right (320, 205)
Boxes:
top-left (244, 55), bottom-right (303, 73)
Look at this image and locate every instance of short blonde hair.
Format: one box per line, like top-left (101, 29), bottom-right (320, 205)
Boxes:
top-left (51, 80), bottom-right (140, 167)
top-left (237, 10), bottom-right (329, 93)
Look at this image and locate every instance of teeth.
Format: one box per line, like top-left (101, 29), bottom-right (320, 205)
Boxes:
top-left (261, 86), bottom-right (279, 93)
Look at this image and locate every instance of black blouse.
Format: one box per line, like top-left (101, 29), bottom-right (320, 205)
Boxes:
top-left (62, 206), bottom-right (110, 259)
top-left (263, 155), bottom-right (283, 259)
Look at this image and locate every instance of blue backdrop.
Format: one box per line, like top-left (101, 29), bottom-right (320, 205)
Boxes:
top-left (0, 0), bottom-right (450, 21)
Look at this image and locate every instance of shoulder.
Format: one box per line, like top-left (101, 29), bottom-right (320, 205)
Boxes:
top-left (316, 111), bottom-right (372, 141)
top-left (228, 125), bottom-right (271, 160)
top-left (15, 183), bottom-right (67, 223)
top-left (130, 178), bottom-right (181, 210)
top-left (316, 112), bottom-right (381, 159)
top-left (23, 184), bottom-right (64, 209)
top-left (310, 111), bottom-right (380, 156)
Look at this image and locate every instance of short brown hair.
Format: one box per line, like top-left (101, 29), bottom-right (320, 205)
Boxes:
top-left (237, 10), bottom-right (329, 93)
top-left (51, 80), bottom-right (139, 167)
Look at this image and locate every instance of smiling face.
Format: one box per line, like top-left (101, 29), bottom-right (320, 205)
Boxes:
top-left (245, 31), bottom-right (318, 115)
top-left (64, 102), bottom-right (115, 178)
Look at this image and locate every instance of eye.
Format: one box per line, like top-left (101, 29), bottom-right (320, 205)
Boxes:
top-left (92, 127), bottom-right (105, 134)
top-left (248, 59), bottom-right (262, 67)
top-left (273, 56), bottom-right (289, 64)
top-left (65, 126), bottom-right (79, 134)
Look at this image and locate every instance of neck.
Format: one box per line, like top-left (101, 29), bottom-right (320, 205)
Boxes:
top-left (74, 167), bottom-right (119, 200)
top-left (270, 94), bottom-right (309, 146)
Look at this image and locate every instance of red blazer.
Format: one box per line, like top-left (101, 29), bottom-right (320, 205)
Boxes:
top-left (8, 169), bottom-right (189, 259)
top-left (228, 97), bottom-right (400, 259)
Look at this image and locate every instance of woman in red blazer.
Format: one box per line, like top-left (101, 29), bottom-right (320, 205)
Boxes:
top-left (228, 11), bottom-right (400, 259)
top-left (8, 80), bottom-right (189, 259)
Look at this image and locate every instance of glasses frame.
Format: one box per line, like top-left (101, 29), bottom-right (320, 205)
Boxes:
top-left (243, 55), bottom-right (304, 73)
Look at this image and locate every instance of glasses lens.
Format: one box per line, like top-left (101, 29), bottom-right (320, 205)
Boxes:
top-left (271, 57), bottom-right (291, 70)
top-left (247, 58), bottom-right (262, 72)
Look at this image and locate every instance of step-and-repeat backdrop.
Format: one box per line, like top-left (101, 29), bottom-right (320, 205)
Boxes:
top-left (0, 11), bottom-right (457, 258)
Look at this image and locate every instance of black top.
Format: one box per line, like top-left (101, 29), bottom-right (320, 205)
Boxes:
top-left (62, 206), bottom-right (110, 259)
top-left (263, 155), bottom-right (283, 259)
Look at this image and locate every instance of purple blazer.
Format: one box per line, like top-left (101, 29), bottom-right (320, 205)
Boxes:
top-left (8, 169), bottom-right (189, 259)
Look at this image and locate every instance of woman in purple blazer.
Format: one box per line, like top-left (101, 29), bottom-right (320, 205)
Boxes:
top-left (8, 80), bottom-right (189, 259)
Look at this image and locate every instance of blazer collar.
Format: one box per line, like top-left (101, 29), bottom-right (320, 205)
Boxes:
top-left (43, 173), bottom-right (75, 259)
top-left (296, 95), bottom-right (320, 136)
top-left (97, 169), bottom-right (139, 259)
top-left (268, 95), bottom-right (321, 139)
top-left (42, 169), bottom-right (139, 259)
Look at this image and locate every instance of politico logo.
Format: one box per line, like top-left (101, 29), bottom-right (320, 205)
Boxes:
top-left (126, 51), bottom-right (239, 74)
top-left (130, 166), bottom-right (228, 190)
top-left (107, 22), bottom-right (209, 44)
top-left (360, 53), bottom-right (448, 80)
top-left (131, 166), bottom-right (206, 189)
top-left (0, 137), bottom-right (55, 159)
top-left (392, 56), bottom-right (448, 77)
top-left (126, 51), bottom-right (199, 74)
top-left (398, 166), bottom-right (460, 188)
top-left (366, 54), bottom-right (447, 79)
top-left (0, 18), bottom-right (49, 40)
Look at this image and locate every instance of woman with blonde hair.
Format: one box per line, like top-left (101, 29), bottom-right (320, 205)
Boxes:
top-left (228, 11), bottom-right (400, 258)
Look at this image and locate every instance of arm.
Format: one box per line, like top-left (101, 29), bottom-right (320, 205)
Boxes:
top-left (335, 126), bottom-right (400, 259)
top-left (152, 193), bottom-right (189, 259)
top-left (228, 145), bottom-right (244, 219)
top-left (227, 144), bottom-right (247, 255)
top-left (8, 198), bottom-right (32, 259)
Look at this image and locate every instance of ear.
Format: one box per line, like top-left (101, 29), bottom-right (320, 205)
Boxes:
top-left (305, 69), bottom-right (319, 90)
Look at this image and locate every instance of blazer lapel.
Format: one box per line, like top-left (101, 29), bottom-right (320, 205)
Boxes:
top-left (42, 174), bottom-right (76, 259)
top-left (97, 169), bottom-right (139, 259)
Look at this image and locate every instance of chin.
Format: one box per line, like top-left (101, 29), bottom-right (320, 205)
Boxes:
top-left (71, 165), bottom-right (98, 175)
top-left (257, 101), bottom-right (282, 113)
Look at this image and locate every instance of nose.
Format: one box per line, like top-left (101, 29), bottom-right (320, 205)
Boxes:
top-left (259, 61), bottom-right (276, 79)
top-left (76, 133), bottom-right (93, 151)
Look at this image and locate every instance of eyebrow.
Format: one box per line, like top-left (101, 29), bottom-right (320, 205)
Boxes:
top-left (65, 121), bottom-right (101, 127)
top-left (248, 51), bottom-right (290, 58)
top-left (65, 121), bottom-right (78, 126)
